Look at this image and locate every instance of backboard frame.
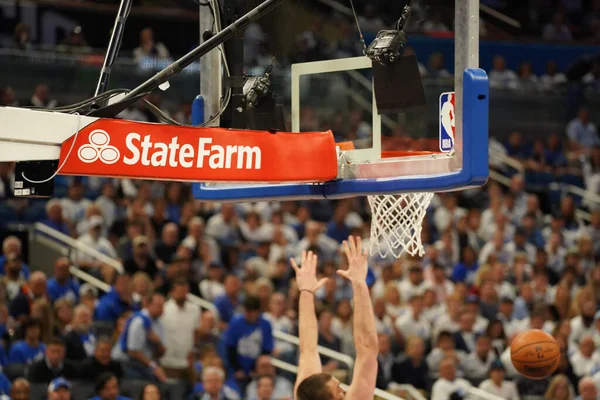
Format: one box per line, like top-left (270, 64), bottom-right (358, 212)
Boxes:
top-left (192, 0), bottom-right (488, 202)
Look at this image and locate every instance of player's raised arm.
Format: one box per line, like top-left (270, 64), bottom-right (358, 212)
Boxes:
top-left (339, 236), bottom-right (378, 399)
top-left (290, 251), bottom-right (328, 397)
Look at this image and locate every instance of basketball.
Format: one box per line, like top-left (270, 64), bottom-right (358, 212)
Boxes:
top-left (510, 329), bottom-right (561, 379)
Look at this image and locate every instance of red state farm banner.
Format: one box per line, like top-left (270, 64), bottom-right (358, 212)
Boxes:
top-left (58, 119), bottom-right (338, 183)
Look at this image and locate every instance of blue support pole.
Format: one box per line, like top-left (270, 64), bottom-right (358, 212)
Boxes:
top-left (191, 95), bottom-right (205, 125)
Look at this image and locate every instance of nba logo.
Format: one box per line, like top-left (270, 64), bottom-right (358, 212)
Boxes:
top-left (439, 92), bottom-right (455, 153)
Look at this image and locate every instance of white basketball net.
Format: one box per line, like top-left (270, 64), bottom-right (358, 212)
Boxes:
top-left (367, 193), bottom-right (434, 258)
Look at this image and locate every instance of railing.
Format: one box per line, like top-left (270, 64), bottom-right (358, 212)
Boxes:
top-left (489, 170), bottom-right (592, 223)
top-left (34, 222), bottom-right (124, 274)
top-left (270, 358), bottom-right (406, 400)
top-left (30, 223), bottom-right (355, 370)
top-left (468, 386), bottom-right (507, 400)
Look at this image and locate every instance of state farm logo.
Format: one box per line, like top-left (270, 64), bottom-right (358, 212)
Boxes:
top-left (77, 130), bottom-right (120, 164)
top-left (75, 130), bottom-right (262, 170)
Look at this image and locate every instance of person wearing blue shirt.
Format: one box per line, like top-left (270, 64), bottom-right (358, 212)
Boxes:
top-left (94, 274), bottom-right (132, 323)
top-left (47, 257), bottom-right (80, 304)
top-left (0, 236), bottom-right (30, 279)
top-left (214, 275), bottom-right (242, 329)
top-left (8, 318), bottom-right (45, 365)
top-left (39, 199), bottom-right (70, 237)
top-left (89, 372), bottom-right (132, 400)
top-left (224, 296), bottom-right (274, 387)
top-left (118, 293), bottom-right (168, 383)
top-left (451, 246), bottom-right (480, 284)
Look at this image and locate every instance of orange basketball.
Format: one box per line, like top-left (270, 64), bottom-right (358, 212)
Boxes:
top-left (510, 329), bottom-right (561, 379)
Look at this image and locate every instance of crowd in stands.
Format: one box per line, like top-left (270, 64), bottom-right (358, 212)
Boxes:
top-left (0, 99), bottom-right (598, 399)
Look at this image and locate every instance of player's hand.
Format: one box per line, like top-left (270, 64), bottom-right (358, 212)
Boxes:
top-left (290, 251), bottom-right (328, 293)
top-left (338, 236), bottom-right (368, 283)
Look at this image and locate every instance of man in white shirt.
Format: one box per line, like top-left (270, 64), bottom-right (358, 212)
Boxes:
top-left (488, 55), bottom-right (519, 89)
top-left (570, 301), bottom-right (597, 345)
top-left (425, 263), bottom-right (455, 304)
top-left (263, 292), bottom-right (294, 356)
top-left (462, 335), bottom-right (496, 382)
top-left (479, 360), bottom-right (520, 400)
top-left (570, 336), bottom-right (600, 377)
top-left (160, 279), bottom-right (200, 380)
top-left (395, 292), bottom-right (431, 342)
top-left (431, 357), bottom-right (472, 400)
top-left (73, 216), bottom-right (118, 271)
top-left (398, 266), bottom-right (427, 304)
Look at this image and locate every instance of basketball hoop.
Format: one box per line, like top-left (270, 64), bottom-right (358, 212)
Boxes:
top-left (367, 192), bottom-right (434, 259)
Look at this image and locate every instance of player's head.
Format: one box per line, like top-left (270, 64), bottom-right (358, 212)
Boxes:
top-left (297, 373), bottom-right (344, 400)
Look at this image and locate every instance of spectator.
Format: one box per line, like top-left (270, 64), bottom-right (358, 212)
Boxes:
top-left (541, 60), bottom-right (568, 89)
top-left (196, 310), bottom-right (220, 351)
top-left (0, 236), bottom-right (30, 278)
top-left (576, 377), bottom-right (600, 400)
top-left (118, 293), bottom-right (168, 382)
top-left (90, 372), bottom-right (132, 400)
top-left (398, 265), bottom-right (427, 303)
top-left (154, 223), bottom-right (180, 268)
top-left (124, 236), bottom-right (158, 279)
top-left (12, 23), bottom-right (32, 51)
top-left (543, 12), bottom-right (573, 41)
top-left (375, 333), bottom-right (394, 389)
top-left (39, 200), bottom-right (69, 236)
top-left (423, 11), bottom-right (451, 33)
top-left (263, 292), bottom-right (294, 357)
top-left (94, 274), bottom-right (132, 323)
top-left (517, 61), bottom-right (540, 90)
top-left (191, 366), bottom-right (237, 400)
top-left (80, 336), bottom-right (123, 381)
top-left (133, 28), bottom-right (170, 64)
top-left (3, 253), bottom-right (28, 302)
top-left (47, 377), bottom-right (72, 400)
top-left (544, 374), bottom-right (573, 400)
top-left (47, 257), bottom-right (79, 304)
top-left (25, 83), bottom-right (57, 108)
top-left (463, 335), bottom-right (496, 382)
top-left (431, 357), bottom-right (472, 400)
top-left (10, 271), bottom-right (48, 322)
top-left (224, 296), bottom-right (274, 386)
top-left (74, 216), bottom-right (118, 274)
top-left (569, 336), bottom-right (600, 377)
top-left (56, 26), bottom-right (92, 54)
top-left (138, 384), bottom-right (162, 400)
top-left (395, 293), bottom-right (431, 342)
top-left (10, 378), bottom-right (30, 400)
top-left (567, 107), bottom-right (599, 151)
top-left (27, 337), bottom-right (77, 382)
top-left (63, 304), bottom-right (95, 361)
top-left (478, 360), bottom-right (520, 399)
top-left (454, 311), bottom-right (478, 354)
top-left (391, 336), bottom-right (429, 391)
top-left (214, 275), bottom-right (242, 328)
top-left (205, 204), bottom-right (240, 246)
top-left (253, 375), bottom-right (275, 400)
top-left (428, 52), bottom-right (452, 79)
top-left (489, 55), bottom-right (519, 89)
top-left (244, 355), bottom-right (293, 400)
top-left (8, 318), bottom-right (45, 365)
top-left (160, 279), bottom-right (200, 379)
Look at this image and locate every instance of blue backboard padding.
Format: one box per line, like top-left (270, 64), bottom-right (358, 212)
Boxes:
top-left (192, 68), bottom-right (489, 202)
